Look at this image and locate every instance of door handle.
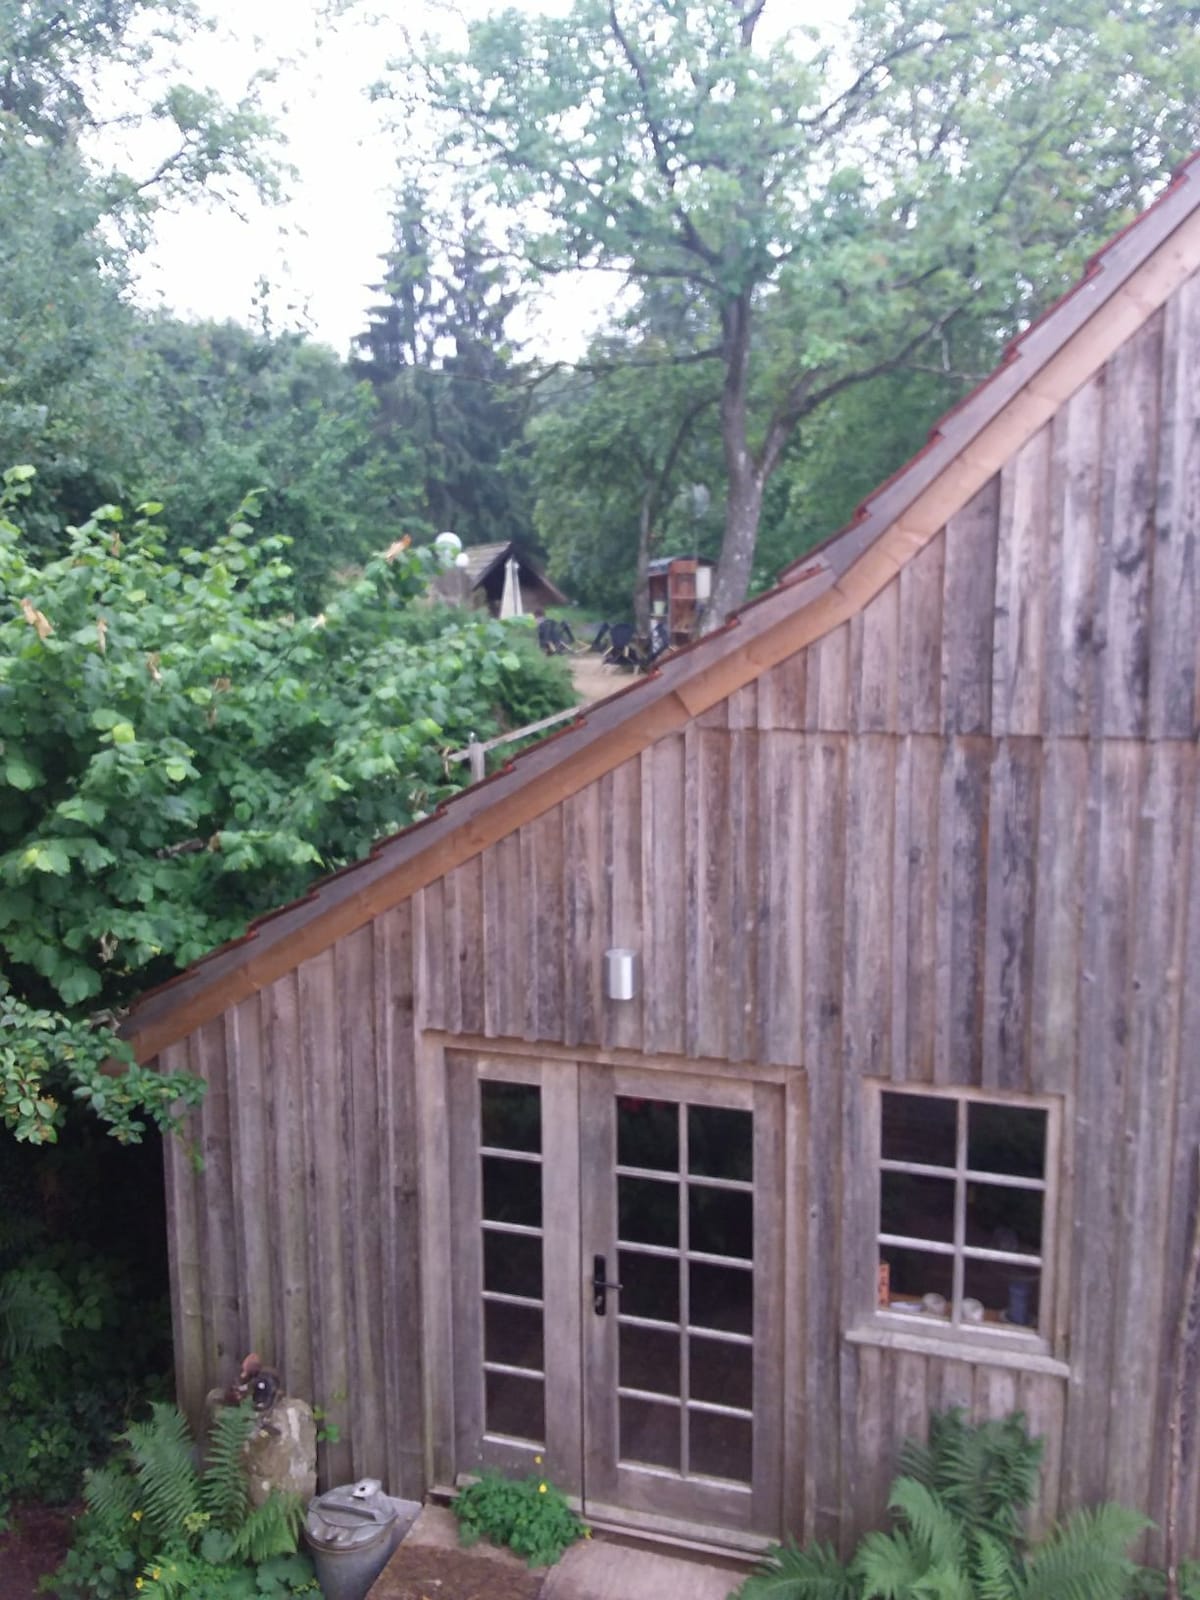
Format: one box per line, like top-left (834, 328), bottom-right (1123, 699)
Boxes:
top-left (592, 1254), bottom-right (623, 1316)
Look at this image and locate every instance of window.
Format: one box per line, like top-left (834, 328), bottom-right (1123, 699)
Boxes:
top-left (876, 1090), bottom-right (1050, 1339)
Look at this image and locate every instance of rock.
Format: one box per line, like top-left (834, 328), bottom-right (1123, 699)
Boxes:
top-left (242, 1395), bottom-right (318, 1507)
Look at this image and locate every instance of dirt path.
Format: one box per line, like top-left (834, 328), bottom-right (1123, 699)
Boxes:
top-left (568, 652), bottom-right (633, 705)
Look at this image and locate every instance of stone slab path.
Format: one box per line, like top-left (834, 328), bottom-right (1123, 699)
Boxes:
top-left (369, 1506), bottom-right (743, 1600)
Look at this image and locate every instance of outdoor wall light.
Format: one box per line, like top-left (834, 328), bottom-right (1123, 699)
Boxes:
top-left (604, 948), bottom-right (638, 1001)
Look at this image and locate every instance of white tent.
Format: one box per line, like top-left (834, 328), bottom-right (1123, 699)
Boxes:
top-left (498, 555), bottom-right (523, 619)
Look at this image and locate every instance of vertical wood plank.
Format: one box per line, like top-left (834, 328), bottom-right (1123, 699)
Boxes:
top-left (191, 1019), bottom-right (241, 1385)
top-left (1061, 742), bottom-right (1141, 1509)
top-left (981, 737), bottom-right (1041, 1091)
top-left (224, 998), bottom-right (273, 1355)
top-left (757, 650), bottom-right (807, 731)
top-left (992, 425), bottom-right (1050, 736)
top-left (1149, 273), bottom-right (1200, 739)
top-left (1028, 741), bottom-right (1088, 1097)
top-left (563, 783), bottom-right (602, 1047)
top-left (892, 736), bottom-right (941, 1084)
top-left (530, 808), bottom-right (565, 1043)
top-left (806, 623), bottom-right (851, 732)
top-left (897, 532), bottom-right (945, 734)
top-left (727, 728), bottom-right (760, 1063)
top-left (1093, 311), bottom-right (1163, 738)
top-left (1107, 745), bottom-right (1192, 1514)
top-left (844, 734), bottom-right (895, 1081)
top-left (802, 732), bottom-right (847, 1539)
top-left (603, 757), bottom-right (646, 1053)
top-left (299, 950), bottom-right (353, 1485)
top-left (933, 737), bottom-right (990, 1086)
top-left (941, 477), bottom-right (1000, 736)
top-left (851, 580), bottom-right (900, 733)
top-left (1044, 374), bottom-right (1103, 737)
top-left (374, 904), bottom-right (425, 1498)
top-left (643, 735), bottom-right (687, 1057)
top-left (452, 857), bottom-right (485, 1037)
top-left (261, 970), bottom-right (313, 1406)
top-left (758, 731), bottom-right (805, 1067)
top-left (690, 727), bottom-right (731, 1060)
top-left (337, 925), bottom-right (385, 1481)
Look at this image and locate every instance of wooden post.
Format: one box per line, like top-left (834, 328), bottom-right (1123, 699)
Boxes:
top-left (467, 740), bottom-right (485, 785)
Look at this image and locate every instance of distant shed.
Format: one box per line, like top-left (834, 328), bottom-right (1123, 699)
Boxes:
top-left (125, 156), bottom-right (1200, 1559)
top-left (446, 540), bottom-right (567, 615)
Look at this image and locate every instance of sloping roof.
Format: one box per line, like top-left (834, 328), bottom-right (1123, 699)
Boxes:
top-left (124, 154), bottom-right (1200, 1062)
top-left (460, 540), bottom-right (569, 604)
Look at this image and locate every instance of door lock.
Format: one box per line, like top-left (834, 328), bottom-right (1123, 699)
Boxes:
top-left (592, 1255), bottom-right (623, 1316)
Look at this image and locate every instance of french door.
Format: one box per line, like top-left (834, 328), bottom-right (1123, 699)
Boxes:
top-left (447, 1052), bottom-right (784, 1539)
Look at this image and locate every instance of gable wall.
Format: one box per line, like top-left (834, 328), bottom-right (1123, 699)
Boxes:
top-left (161, 271), bottom-right (1200, 1549)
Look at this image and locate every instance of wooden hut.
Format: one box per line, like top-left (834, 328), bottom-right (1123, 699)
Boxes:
top-left (449, 540), bottom-right (567, 615)
top-left (646, 555), bottom-right (716, 645)
top-left (125, 156), bottom-right (1200, 1559)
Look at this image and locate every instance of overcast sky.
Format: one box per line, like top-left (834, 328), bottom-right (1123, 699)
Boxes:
top-left (129, 0), bottom-right (847, 361)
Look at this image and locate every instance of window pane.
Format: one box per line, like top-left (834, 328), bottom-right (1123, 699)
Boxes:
top-left (619, 1249), bottom-right (679, 1323)
top-left (689, 1261), bottom-right (753, 1336)
top-left (484, 1300), bottom-right (543, 1371)
top-left (689, 1184), bottom-right (753, 1259)
top-left (968, 1103), bottom-right (1046, 1179)
top-left (881, 1171), bottom-right (956, 1244)
top-left (964, 1259), bottom-right (1040, 1328)
top-left (880, 1245), bottom-right (953, 1316)
top-left (486, 1370), bottom-right (544, 1442)
top-left (480, 1081), bottom-right (541, 1152)
top-left (620, 1323), bottom-right (680, 1397)
top-left (620, 1397), bottom-right (681, 1470)
top-left (965, 1182), bottom-right (1043, 1256)
top-left (688, 1106), bottom-right (753, 1182)
top-left (618, 1097), bottom-right (679, 1171)
top-left (690, 1409), bottom-right (752, 1484)
top-left (618, 1175), bottom-right (679, 1248)
top-left (483, 1230), bottom-right (542, 1299)
top-left (690, 1336), bottom-right (752, 1410)
top-left (882, 1092), bottom-right (957, 1167)
top-left (482, 1156), bottom-right (541, 1227)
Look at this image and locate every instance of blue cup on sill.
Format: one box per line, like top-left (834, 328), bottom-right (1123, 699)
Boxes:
top-left (1007, 1278), bottom-right (1036, 1327)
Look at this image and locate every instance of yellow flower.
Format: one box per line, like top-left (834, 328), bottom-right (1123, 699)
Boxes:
top-left (538, 1483), bottom-right (547, 1493)
top-left (131, 1510), bottom-right (143, 1522)
top-left (135, 1582), bottom-right (143, 1592)
top-left (533, 1455), bottom-right (543, 1465)
top-left (151, 1570), bottom-right (161, 1580)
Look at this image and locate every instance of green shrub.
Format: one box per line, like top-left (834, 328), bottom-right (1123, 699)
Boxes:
top-left (734, 1411), bottom-right (1150, 1600)
top-left (44, 1401), bottom-right (317, 1600)
top-left (453, 1468), bottom-right (586, 1567)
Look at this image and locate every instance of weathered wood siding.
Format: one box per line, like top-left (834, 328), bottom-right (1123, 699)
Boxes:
top-left (160, 270), bottom-right (1199, 1548)
top-left (163, 906), bottom-right (425, 1498)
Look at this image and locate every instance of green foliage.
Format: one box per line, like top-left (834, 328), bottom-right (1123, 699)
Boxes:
top-left (0, 468), bottom-right (572, 1143)
top-left (453, 1469), bottom-right (587, 1568)
top-left (46, 1401), bottom-right (314, 1600)
top-left (401, 0), bottom-right (1200, 620)
top-left (0, 1159), bottom-right (171, 1517)
top-left (733, 1412), bottom-right (1150, 1600)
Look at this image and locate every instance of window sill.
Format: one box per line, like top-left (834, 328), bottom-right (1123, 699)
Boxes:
top-left (846, 1317), bottom-right (1070, 1378)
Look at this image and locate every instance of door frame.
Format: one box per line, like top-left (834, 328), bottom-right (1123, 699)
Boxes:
top-left (422, 1038), bottom-right (803, 1546)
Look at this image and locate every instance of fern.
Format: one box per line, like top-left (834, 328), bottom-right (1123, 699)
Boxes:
top-left (202, 1402), bottom-right (256, 1529)
top-left (900, 1412), bottom-right (1040, 1547)
top-left (1018, 1503), bottom-right (1150, 1600)
top-left (83, 1457), bottom-right (140, 1526)
top-left (887, 1479), bottom-right (967, 1572)
top-left (970, 1528), bottom-right (1020, 1600)
top-left (124, 1402), bottom-right (202, 1542)
top-left (228, 1491), bottom-right (305, 1563)
top-left (0, 1271), bottom-right (63, 1359)
top-left (734, 1540), bottom-right (860, 1599)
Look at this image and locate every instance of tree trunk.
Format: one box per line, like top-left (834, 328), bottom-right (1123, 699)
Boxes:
top-left (704, 292), bottom-right (765, 631)
top-left (706, 449), bottom-right (764, 630)
top-left (633, 491), bottom-right (654, 643)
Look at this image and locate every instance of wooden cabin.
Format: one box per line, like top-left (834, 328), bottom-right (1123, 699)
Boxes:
top-left (125, 155), bottom-right (1200, 1560)
top-left (440, 540), bottom-right (567, 616)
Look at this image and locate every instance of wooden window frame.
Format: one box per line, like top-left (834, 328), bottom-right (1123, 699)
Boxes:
top-left (858, 1083), bottom-right (1063, 1363)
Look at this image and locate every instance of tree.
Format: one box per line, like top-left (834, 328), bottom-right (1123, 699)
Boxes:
top-left (402, 0), bottom-right (1200, 624)
top-left (529, 333), bottom-right (720, 630)
top-left (134, 317), bottom-right (428, 607)
top-left (0, 470), bottom-right (573, 1144)
top-left (353, 184), bottom-right (534, 546)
